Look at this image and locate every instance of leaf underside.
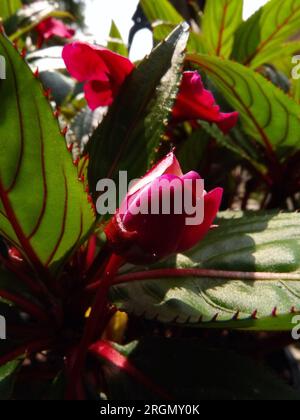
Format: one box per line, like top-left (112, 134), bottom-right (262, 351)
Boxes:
top-left (110, 212), bottom-right (300, 330)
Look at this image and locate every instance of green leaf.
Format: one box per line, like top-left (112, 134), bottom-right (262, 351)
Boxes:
top-left (0, 359), bottom-right (21, 400)
top-left (200, 121), bottom-right (267, 174)
top-left (293, 78), bottom-right (300, 104)
top-left (188, 54), bottom-right (300, 159)
top-left (141, 0), bottom-right (205, 53)
top-left (0, 33), bottom-right (95, 276)
top-left (202, 0), bottom-right (243, 58)
top-left (177, 128), bottom-right (210, 173)
top-left (107, 20), bottom-right (128, 57)
top-left (88, 23), bottom-right (189, 196)
top-left (103, 338), bottom-right (300, 400)
top-left (0, 0), bottom-right (21, 21)
top-left (254, 41), bottom-right (300, 73)
top-left (231, 0), bottom-right (300, 68)
top-left (111, 212), bottom-right (300, 330)
top-left (140, 0), bottom-right (183, 40)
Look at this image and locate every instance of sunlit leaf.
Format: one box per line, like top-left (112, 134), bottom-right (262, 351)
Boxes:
top-left (202, 0), bottom-right (243, 58)
top-left (0, 0), bottom-right (21, 21)
top-left (107, 20), bottom-right (128, 57)
top-left (0, 33), bottom-right (95, 276)
top-left (232, 0), bottom-right (300, 68)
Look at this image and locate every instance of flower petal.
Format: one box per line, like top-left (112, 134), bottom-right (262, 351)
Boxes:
top-left (84, 80), bottom-right (113, 109)
top-left (176, 187), bottom-right (223, 252)
top-left (128, 152), bottom-right (183, 196)
top-left (62, 42), bottom-right (110, 83)
top-left (173, 71), bottom-right (238, 133)
top-left (99, 49), bottom-right (135, 85)
top-left (36, 18), bottom-right (75, 41)
top-left (120, 175), bottom-right (187, 263)
top-left (217, 112), bottom-right (239, 134)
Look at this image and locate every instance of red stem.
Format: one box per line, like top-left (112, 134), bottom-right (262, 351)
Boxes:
top-left (0, 290), bottom-right (50, 322)
top-left (65, 254), bottom-right (123, 400)
top-left (85, 243), bottom-right (111, 283)
top-left (85, 235), bottom-right (97, 271)
top-left (85, 268), bottom-right (300, 293)
top-left (0, 254), bottom-right (42, 295)
top-left (89, 340), bottom-right (172, 400)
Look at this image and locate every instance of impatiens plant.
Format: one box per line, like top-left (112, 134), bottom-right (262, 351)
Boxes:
top-left (0, 0), bottom-right (300, 401)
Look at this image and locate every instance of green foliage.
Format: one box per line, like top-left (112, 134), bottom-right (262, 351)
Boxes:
top-left (102, 338), bottom-right (300, 400)
top-left (1, 0), bottom-right (300, 400)
top-left (202, 0), bottom-right (243, 58)
top-left (0, 33), bottom-right (95, 275)
top-left (0, 0), bottom-right (22, 21)
top-left (231, 0), bottom-right (300, 68)
top-left (111, 212), bottom-right (300, 330)
top-left (188, 54), bottom-right (300, 160)
top-left (107, 20), bottom-right (128, 57)
top-left (0, 360), bottom-right (21, 400)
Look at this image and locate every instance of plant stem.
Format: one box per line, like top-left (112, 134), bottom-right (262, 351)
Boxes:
top-left (89, 340), bottom-right (173, 400)
top-left (85, 243), bottom-right (111, 284)
top-left (0, 254), bottom-right (41, 295)
top-left (65, 253), bottom-right (124, 400)
top-left (0, 290), bottom-right (50, 322)
top-left (85, 268), bottom-right (300, 293)
top-left (111, 268), bottom-right (300, 284)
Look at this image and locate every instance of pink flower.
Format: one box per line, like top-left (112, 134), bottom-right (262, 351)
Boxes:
top-left (172, 71), bottom-right (238, 134)
top-left (105, 152), bottom-right (223, 264)
top-left (62, 42), bottom-right (135, 110)
top-left (36, 18), bottom-right (75, 46)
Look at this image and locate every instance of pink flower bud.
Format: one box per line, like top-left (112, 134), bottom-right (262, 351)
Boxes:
top-left (105, 153), bottom-right (223, 264)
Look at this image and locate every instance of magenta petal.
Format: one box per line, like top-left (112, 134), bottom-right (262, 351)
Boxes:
top-left (181, 171), bottom-right (202, 182)
top-left (216, 112), bottom-right (239, 134)
top-left (98, 49), bottom-right (135, 85)
top-left (176, 187), bottom-right (223, 252)
top-left (181, 171), bottom-right (204, 201)
top-left (128, 152), bottom-right (183, 196)
top-left (121, 176), bottom-right (187, 263)
top-left (172, 71), bottom-right (238, 133)
top-left (36, 18), bottom-right (75, 41)
top-left (84, 80), bottom-right (113, 109)
top-left (62, 42), bottom-right (110, 83)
